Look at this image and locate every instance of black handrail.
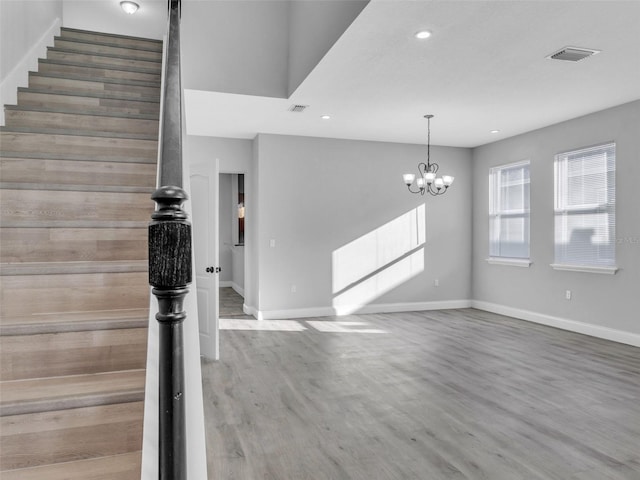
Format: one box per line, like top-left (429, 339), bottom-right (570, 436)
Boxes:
top-left (148, 1), bottom-right (190, 479)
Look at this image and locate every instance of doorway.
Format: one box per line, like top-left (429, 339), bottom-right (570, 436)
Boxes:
top-left (218, 173), bottom-right (247, 318)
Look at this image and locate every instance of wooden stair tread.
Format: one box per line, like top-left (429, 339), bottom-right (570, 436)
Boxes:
top-left (55, 34), bottom-right (162, 53)
top-left (0, 260), bottom-right (148, 276)
top-left (39, 57), bottom-right (162, 76)
top-left (0, 370), bottom-right (146, 416)
top-left (0, 126), bottom-right (158, 141)
top-left (0, 182), bottom-right (154, 193)
top-left (0, 308), bottom-right (149, 335)
top-left (62, 25), bottom-right (162, 47)
top-left (0, 402), bottom-right (144, 470)
top-left (54, 36), bottom-right (163, 57)
top-left (0, 451), bottom-right (142, 480)
top-left (19, 86), bottom-right (160, 103)
top-left (30, 69), bottom-right (161, 87)
top-left (5, 104), bottom-right (159, 120)
top-left (0, 149), bottom-right (157, 164)
top-left (47, 46), bottom-right (162, 64)
top-left (0, 219), bottom-right (149, 228)
top-left (47, 48), bottom-right (162, 72)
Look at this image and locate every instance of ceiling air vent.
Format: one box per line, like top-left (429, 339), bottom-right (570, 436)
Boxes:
top-left (288, 104), bottom-right (309, 113)
top-left (546, 46), bottom-right (600, 62)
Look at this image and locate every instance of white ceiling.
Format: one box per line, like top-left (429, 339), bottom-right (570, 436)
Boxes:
top-left (61, 0), bottom-right (640, 148)
top-left (184, 0), bottom-right (640, 148)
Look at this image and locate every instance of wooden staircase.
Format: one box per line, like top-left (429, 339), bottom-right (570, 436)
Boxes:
top-left (0, 27), bottom-right (162, 478)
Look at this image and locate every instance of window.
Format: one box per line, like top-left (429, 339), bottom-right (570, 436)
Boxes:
top-left (553, 142), bottom-right (616, 272)
top-left (489, 160), bottom-right (530, 263)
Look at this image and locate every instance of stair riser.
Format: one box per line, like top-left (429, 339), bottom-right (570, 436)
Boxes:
top-left (0, 132), bottom-right (158, 161)
top-left (0, 189), bottom-right (154, 225)
top-left (47, 50), bottom-right (161, 72)
top-left (0, 450), bottom-right (142, 479)
top-left (5, 110), bottom-right (159, 137)
top-left (54, 38), bottom-right (163, 62)
top-left (0, 271), bottom-right (150, 317)
top-left (0, 157), bottom-right (155, 188)
top-left (39, 61), bottom-right (161, 83)
top-left (1, 329), bottom-right (147, 381)
top-left (0, 402), bottom-right (143, 471)
top-left (62, 28), bottom-right (162, 51)
top-left (0, 227), bottom-right (148, 263)
top-left (29, 75), bottom-right (160, 99)
top-left (18, 91), bottom-right (160, 115)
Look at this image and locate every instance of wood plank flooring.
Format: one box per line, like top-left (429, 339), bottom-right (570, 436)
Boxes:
top-left (202, 309), bottom-right (640, 480)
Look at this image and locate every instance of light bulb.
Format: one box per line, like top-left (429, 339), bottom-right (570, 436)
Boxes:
top-left (120, 1), bottom-right (139, 14)
top-left (403, 174), bottom-right (415, 186)
top-left (416, 178), bottom-right (426, 188)
top-left (434, 178), bottom-right (444, 189)
top-left (442, 175), bottom-right (454, 186)
top-left (425, 172), bottom-right (436, 183)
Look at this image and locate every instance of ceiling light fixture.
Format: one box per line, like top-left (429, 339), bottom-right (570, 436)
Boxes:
top-left (321, 115), bottom-right (331, 120)
top-left (402, 115), bottom-right (454, 196)
top-left (120, 1), bottom-right (139, 14)
top-left (415, 30), bottom-right (432, 39)
top-left (490, 129), bottom-right (500, 134)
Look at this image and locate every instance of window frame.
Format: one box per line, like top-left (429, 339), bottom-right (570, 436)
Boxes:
top-left (552, 142), bottom-right (617, 274)
top-left (487, 159), bottom-right (531, 266)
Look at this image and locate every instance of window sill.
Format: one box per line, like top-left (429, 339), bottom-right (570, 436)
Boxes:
top-left (486, 257), bottom-right (532, 267)
top-left (550, 264), bottom-right (618, 275)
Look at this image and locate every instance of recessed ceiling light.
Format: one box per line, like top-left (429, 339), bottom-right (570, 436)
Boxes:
top-left (120, 1), bottom-right (139, 14)
top-left (490, 130), bottom-right (500, 134)
top-left (415, 30), bottom-right (432, 40)
top-left (321, 115), bottom-right (331, 120)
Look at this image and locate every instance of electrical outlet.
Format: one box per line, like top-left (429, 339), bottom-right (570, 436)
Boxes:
top-left (269, 239), bottom-right (276, 248)
top-left (291, 285), bottom-right (297, 293)
top-left (434, 279), bottom-right (440, 287)
top-left (565, 290), bottom-right (572, 300)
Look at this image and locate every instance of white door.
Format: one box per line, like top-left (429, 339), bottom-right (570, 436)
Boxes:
top-left (190, 159), bottom-right (219, 360)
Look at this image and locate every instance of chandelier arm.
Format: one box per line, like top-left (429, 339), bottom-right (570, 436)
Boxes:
top-left (406, 184), bottom-right (423, 195)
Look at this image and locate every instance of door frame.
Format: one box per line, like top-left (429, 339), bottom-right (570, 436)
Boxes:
top-left (219, 167), bottom-right (250, 317)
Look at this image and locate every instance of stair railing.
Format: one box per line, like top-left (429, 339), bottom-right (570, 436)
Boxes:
top-left (148, 0), bottom-right (189, 478)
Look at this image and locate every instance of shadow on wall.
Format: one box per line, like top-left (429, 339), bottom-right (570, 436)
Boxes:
top-left (332, 204), bottom-right (426, 315)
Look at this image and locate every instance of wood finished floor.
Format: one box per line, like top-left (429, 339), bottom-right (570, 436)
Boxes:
top-left (219, 287), bottom-right (251, 319)
top-left (202, 309), bottom-right (640, 480)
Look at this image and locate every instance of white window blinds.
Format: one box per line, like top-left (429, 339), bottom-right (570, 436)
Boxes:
top-left (489, 161), bottom-right (530, 259)
top-left (554, 143), bottom-right (616, 268)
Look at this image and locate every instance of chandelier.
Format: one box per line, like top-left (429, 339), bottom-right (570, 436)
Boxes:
top-left (402, 115), bottom-right (454, 196)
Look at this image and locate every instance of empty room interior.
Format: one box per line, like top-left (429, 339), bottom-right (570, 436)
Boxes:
top-left (0, 0), bottom-right (639, 479)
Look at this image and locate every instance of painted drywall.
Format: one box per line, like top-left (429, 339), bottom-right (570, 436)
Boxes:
top-left (287, 0), bottom-right (368, 96)
top-left (254, 133), bottom-right (472, 316)
top-left (181, 0), bottom-right (289, 98)
top-left (62, 0), bottom-right (165, 40)
top-left (472, 100), bottom-right (640, 336)
top-left (219, 174), bottom-right (233, 283)
top-left (0, 0), bottom-right (62, 122)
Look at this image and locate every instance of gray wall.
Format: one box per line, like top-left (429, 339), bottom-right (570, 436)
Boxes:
top-left (0, 0), bottom-right (61, 81)
top-left (255, 133), bottom-right (472, 314)
top-left (472, 100), bottom-right (640, 335)
top-left (62, 0), bottom-right (165, 40)
top-left (182, 1), bottom-right (289, 97)
top-left (287, 0), bottom-right (368, 96)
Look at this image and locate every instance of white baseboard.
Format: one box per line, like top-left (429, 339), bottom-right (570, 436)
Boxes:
top-left (231, 282), bottom-right (244, 297)
top-left (248, 300), bottom-right (471, 321)
top-left (219, 280), bottom-right (233, 288)
top-left (0, 18), bottom-right (61, 125)
top-left (471, 300), bottom-right (640, 348)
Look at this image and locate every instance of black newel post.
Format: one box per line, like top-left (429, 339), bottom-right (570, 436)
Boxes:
top-left (151, 1), bottom-right (188, 477)
top-left (149, 187), bottom-right (191, 480)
